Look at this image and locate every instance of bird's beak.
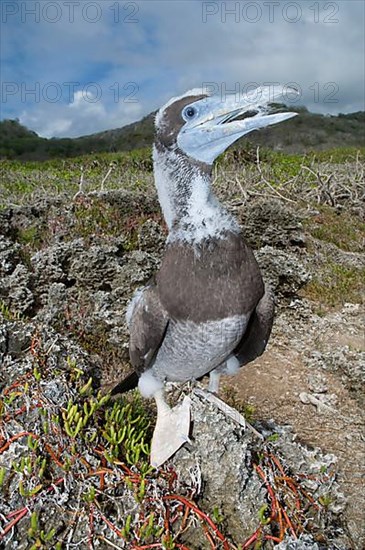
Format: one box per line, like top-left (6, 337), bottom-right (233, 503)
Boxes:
top-left (177, 85), bottom-right (298, 165)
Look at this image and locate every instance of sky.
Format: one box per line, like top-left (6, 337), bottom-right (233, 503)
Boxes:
top-left (1, 0), bottom-right (364, 138)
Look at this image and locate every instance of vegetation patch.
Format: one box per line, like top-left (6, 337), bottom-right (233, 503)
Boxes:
top-left (0, 151), bottom-right (154, 207)
top-left (0, 300), bottom-right (24, 322)
top-left (305, 205), bottom-right (365, 253)
top-left (0, 330), bottom-right (338, 548)
top-left (303, 263), bottom-right (364, 307)
top-left (71, 197), bottom-right (126, 241)
top-left (16, 225), bottom-right (48, 255)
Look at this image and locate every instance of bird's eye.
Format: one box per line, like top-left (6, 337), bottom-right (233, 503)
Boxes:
top-left (182, 105), bottom-right (197, 121)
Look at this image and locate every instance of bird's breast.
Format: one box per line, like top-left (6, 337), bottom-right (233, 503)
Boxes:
top-left (152, 315), bottom-right (249, 382)
top-left (156, 232), bottom-right (264, 323)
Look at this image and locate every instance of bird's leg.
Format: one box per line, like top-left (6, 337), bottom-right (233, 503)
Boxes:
top-left (194, 387), bottom-right (263, 439)
top-left (208, 370), bottom-right (221, 394)
top-left (197, 364), bottom-right (263, 440)
top-left (154, 388), bottom-right (171, 415)
top-left (150, 388), bottom-right (191, 468)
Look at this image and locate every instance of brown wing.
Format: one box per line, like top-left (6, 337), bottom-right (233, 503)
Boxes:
top-left (234, 284), bottom-right (275, 366)
top-left (129, 280), bottom-right (169, 374)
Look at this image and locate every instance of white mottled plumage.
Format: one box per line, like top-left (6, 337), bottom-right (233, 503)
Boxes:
top-left (224, 355), bottom-right (241, 375)
top-left (151, 315), bottom-right (249, 382)
top-left (153, 145), bottom-right (239, 244)
top-left (138, 369), bottom-right (164, 398)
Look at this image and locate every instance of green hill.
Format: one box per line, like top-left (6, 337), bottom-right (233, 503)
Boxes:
top-left (0, 108), bottom-right (364, 161)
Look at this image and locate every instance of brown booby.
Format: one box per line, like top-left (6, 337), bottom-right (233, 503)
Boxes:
top-left (113, 86), bottom-right (297, 467)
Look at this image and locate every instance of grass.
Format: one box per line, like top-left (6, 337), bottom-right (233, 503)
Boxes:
top-left (302, 263), bottom-right (364, 307)
top-left (72, 197), bottom-right (128, 240)
top-left (0, 300), bottom-right (24, 321)
top-left (308, 147), bottom-right (365, 164)
top-left (1, 146), bottom-right (364, 207)
top-left (301, 203), bottom-right (364, 308)
top-left (71, 196), bottom-right (162, 246)
top-left (305, 205), bottom-right (365, 253)
top-left (0, 149), bottom-right (153, 201)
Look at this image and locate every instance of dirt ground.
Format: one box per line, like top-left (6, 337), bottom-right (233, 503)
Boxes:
top-left (227, 302), bottom-right (365, 545)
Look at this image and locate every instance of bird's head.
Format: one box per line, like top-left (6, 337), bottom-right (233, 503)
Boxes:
top-left (155, 86), bottom-right (298, 165)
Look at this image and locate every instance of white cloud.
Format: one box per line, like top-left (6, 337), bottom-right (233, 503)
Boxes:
top-left (2, 0), bottom-right (364, 136)
top-left (20, 89), bottom-right (144, 138)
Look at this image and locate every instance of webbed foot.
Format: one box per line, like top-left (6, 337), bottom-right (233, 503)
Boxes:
top-left (150, 392), bottom-right (191, 467)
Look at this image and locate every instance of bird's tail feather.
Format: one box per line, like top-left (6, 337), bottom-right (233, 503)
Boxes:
top-left (110, 371), bottom-right (139, 396)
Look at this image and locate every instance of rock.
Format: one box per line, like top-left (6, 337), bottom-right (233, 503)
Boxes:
top-left (308, 373), bottom-right (328, 393)
top-left (67, 243), bottom-right (126, 290)
top-left (306, 346), bottom-right (365, 403)
top-left (274, 535), bottom-right (320, 549)
top-left (0, 235), bottom-right (23, 276)
top-left (137, 218), bottom-right (166, 252)
top-left (240, 199), bottom-right (306, 250)
top-left (256, 245), bottom-right (311, 297)
top-left (299, 392), bottom-right (338, 415)
top-left (0, 235), bottom-right (34, 315)
top-left (173, 391), bottom-right (266, 545)
top-left (0, 317), bottom-right (33, 362)
top-left (6, 264), bottom-right (34, 314)
top-left (170, 394), bottom-right (349, 548)
top-left (31, 239), bottom-right (85, 290)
